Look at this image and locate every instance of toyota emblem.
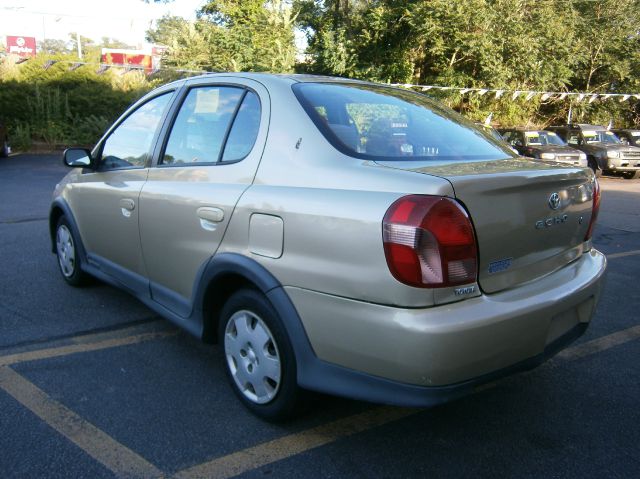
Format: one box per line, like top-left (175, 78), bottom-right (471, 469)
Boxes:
top-left (548, 192), bottom-right (560, 210)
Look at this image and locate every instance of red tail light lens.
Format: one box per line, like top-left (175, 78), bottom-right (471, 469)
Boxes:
top-left (383, 195), bottom-right (478, 288)
top-left (584, 178), bottom-right (601, 241)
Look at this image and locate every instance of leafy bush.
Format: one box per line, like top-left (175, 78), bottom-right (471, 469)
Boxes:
top-left (0, 54), bottom-right (154, 148)
top-left (9, 123), bottom-right (32, 151)
top-left (71, 115), bottom-right (112, 146)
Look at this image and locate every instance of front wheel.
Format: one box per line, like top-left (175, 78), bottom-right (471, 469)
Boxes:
top-left (622, 171), bottom-right (640, 180)
top-left (219, 289), bottom-right (301, 421)
top-left (55, 216), bottom-right (91, 286)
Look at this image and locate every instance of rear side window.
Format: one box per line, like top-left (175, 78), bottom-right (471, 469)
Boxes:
top-left (293, 83), bottom-right (514, 162)
top-left (162, 86), bottom-right (245, 165)
top-left (222, 91), bottom-right (261, 162)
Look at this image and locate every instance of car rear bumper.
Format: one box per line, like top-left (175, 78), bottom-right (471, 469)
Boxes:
top-left (286, 248), bottom-right (606, 402)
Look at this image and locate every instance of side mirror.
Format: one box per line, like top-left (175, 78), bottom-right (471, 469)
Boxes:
top-left (63, 148), bottom-right (93, 168)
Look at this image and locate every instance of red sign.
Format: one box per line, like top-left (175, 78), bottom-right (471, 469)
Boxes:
top-left (101, 49), bottom-right (156, 71)
top-left (6, 36), bottom-right (37, 58)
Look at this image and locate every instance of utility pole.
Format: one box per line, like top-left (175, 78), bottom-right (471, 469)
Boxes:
top-left (76, 31), bottom-right (82, 59)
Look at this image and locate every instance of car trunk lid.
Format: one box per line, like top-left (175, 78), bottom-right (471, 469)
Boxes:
top-left (375, 158), bottom-right (596, 294)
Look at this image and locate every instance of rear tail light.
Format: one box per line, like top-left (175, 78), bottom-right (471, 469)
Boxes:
top-left (383, 195), bottom-right (478, 288)
top-left (584, 177), bottom-right (601, 241)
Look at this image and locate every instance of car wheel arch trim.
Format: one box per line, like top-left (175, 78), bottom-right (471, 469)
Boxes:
top-left (49, 199), bottom-right (88, 265)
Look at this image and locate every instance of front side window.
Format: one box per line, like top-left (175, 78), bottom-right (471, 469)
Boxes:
top-left (162, 86), bottom-right (245, 165)
top-left (100, 93), bottom-right (172, 170)
top-left (293, 82), bottom-right (515, 162)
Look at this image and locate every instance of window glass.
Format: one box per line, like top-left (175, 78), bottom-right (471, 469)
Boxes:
top-left (581, 130), bottom-right (621, 144)
top-left (566, 132), bottom-right (580, 145)
top-left (293, 83), bottom-right (514, 162)
top-left (222, 91), bottom-right (261, 162)
top-left (162, 86), bottom-right (244, 165)
top-left (100, 93), bottom-right (172, 170)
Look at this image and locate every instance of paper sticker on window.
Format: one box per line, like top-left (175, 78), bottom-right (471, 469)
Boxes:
top-left (194, 88), bottom-right (219, 114)
top-left (583, 131), bottom-right (596, 136)
top-left (632, 132), bottom-right (640, 137)
top-left (548, 131), bottom-right (558, 136)
top-left (525, 132), bottom-right (539, 137)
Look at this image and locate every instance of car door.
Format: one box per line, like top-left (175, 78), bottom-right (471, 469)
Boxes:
top-left (66, 91), bottom-right (175, 294)
top-left (138, 77), bottom-right (269, 316)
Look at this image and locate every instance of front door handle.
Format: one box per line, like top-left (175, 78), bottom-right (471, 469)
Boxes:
top-left (197, 207), bottom-right (225, 231)
top-left (119, 198), bottom-right (135, 218)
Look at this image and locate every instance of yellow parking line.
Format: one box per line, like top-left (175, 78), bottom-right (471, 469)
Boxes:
top-left (0, 366), bottom-right (164, 478)
top-left (175, 322), bottom-right (640, 479)
top-left (607, 249), bottom-right (640, 259)
top-left (557, 324), bottom-right (640, 360)
top-left (174, 406), bottom-right (417, 479)
top-left (0, 330), bottom-right (177, 367)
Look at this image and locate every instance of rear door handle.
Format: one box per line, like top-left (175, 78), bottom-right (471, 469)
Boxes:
top-left (119, 198), bottom-right (135, 218)
top-left (197, 207), bottom-right (225, 231)
top-left (119, 199), bottom-right (135, 211)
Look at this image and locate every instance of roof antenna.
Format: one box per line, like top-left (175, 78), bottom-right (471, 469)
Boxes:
top-left (567, 105), bottom-right (572, 125)
top-left (606, 118), bottom-right (613, 130)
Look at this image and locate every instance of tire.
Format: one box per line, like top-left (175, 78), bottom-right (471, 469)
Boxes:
top-left (55, 216), bottom-right (91, 286)
top-left (622, 171), bottom-right (640, 180)
top-left (218, 288), bottom-right (301, 421)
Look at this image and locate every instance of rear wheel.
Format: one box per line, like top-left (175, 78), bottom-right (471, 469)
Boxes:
top-left (622, 171), bottom-right (640, 180)
top-left (55, 216), bottom-right (91, 286)
top-left (219, 289), bottom-right (301, 421)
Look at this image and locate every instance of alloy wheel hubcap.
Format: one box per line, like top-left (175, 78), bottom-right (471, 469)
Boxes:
top-left (56, 225), bottom-right (75, 277)
top-left (224, 310), bottom-right (281, 404)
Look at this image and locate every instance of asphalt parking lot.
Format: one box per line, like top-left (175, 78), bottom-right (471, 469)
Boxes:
top-left (1, 154), bottom-right (638, 479)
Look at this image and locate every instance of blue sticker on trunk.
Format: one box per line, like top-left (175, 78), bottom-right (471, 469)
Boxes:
top-left (488, 258), bottom-right (512, 274)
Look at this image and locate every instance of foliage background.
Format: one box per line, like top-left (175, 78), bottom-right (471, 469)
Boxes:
top-left (1, 0), bottom-right (639, 149)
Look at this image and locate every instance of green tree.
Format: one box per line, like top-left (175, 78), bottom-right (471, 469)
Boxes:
top-left (295, 0), bottom-right (640, 127)
top-left (146, 1), bottom-right (297, 72)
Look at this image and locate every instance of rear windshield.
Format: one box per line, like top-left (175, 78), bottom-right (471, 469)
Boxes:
top-left (292, 82), bottom-right (515, 162)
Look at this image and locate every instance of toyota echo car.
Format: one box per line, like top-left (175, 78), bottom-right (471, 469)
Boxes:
top-left (51, 74), bottom-right (606, 420)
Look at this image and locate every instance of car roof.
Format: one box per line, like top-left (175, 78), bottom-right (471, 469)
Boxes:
top-left (547, 124), bottom-right (606, 130)
top-left (500, 128), bottom-right (550, 133)
top-left (178, 72), bottom-right (373, 86)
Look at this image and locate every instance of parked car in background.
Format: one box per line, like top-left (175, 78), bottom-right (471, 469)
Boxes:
top-left (499, 128), bottom-right (587, 167)
top-left (475, 123), bottom-right (521, 154)
top-left (476, 122), bottom-right (504, 142)
top-left (546, 124), bottom-right (640, 179)
top-left (51, 74), bottom-right (606, 420)
top-left (0, 121), bottom-right (10, 157)
top-left (611, 128), bottom-right (640, 147)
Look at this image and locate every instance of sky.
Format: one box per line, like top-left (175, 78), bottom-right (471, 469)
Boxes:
top-left (0, 0), bottom-right (204, 47)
